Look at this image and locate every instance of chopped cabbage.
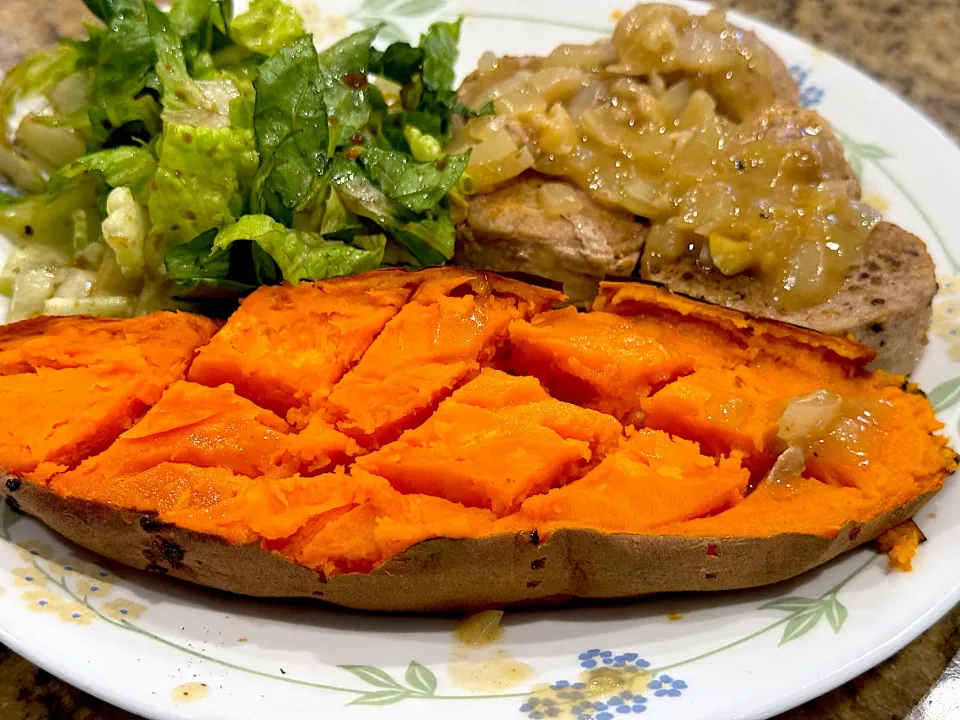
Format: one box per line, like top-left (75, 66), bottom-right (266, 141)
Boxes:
top-left (102, 187), bottom-right (147, 278)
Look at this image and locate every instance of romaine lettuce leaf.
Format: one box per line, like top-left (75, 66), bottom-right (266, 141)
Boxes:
top-left (230, 0), bottom-right (305, 56)
top-left (359, 146), bottom-right (470, 213)
top-left (82, 0), bottom-right (121, 23)
top-left (328, 155), bottom-right (411, 227)
top-left (329, 156), bottom-right (455, 265)
top-left (318, 26), bottom-right (379, 78)
top-left (145, 2), bottom-right (212, 113)
top-left (401, 209), bottom-right (456, 259)
top-left (165, 227), bottom-right (238, 285)
top-left (370, 42), bottom-right (423, 86)
top-left (49, 146), bottom-right (158, 199)
top-left (0, 45), bottom-right (80, 144)
top-left (169, 0), bottom-right (219, 38)
top-left (214, 213), bottom-right (385, 283)
top-left (316, 26), bottom-right (381, 150)
top-left (90, 0), bottom-right (157, 104)
top-left (252, 35), bottom-right (328, 220)
top-left (420, 19), bottom-right (461, 94)
top-left (147, 123), bottom-right (257, 263)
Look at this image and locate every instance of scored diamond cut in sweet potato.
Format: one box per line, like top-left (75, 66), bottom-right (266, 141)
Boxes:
top-left (357, 368), bottom-right (623, 515)
top-left (0, 270), bottom-right (953, 611)
top-left (48, 382), bottom-right (298, 499)
top-left (327, 270), bottom-right (562, 449)
top-left (292, 475), bottom-right (498, 576)
top-left (187, 269), bottom-right (421, 417)
top-left (506, 304), bottom-right (743, 423)
top-left (504, 428), bottom-right (750, 534)
top-left (0, 312), bottom-right (219, 377)
top-left (0, 312), bottom-right (219, 480)
top-left (640, 359), bottom-right (847, 475)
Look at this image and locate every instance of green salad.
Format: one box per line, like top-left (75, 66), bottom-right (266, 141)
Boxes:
top-left (0, 0), bottom-right (486, 320)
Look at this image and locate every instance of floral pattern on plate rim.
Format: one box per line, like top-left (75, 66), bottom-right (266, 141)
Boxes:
top-left (1, 8), bottom-right (957, 719)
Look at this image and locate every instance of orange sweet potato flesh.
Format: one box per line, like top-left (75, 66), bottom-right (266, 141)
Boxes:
top-left (326, 270), bottom-right (561, 448)
top-left (0, 271), bottom-right (953, 597)
top-left (187, 269), bottom-right (420, 416)
top-left (357, 368), bottom-right (623, 515)
top-left (0, 312), bottom-right (218, 480)
top-left (504, 428), bottom-right (750, 534)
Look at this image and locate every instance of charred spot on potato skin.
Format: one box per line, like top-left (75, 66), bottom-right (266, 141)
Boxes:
top-left (5, 496), bottom-right (23, 515)
top-left (849, 526), bottom-right (861, 541)
top-left (529, 529), bottom-right (540, 546)
top-left (155, 538), bottom-right (186, 569)
top-left (145, 563), bottom-right (170, 574)
top-left (143, 538), bottom-right (186, 570)
top-left (706, 543), bottom-right (719, 558)
top-left (704, 572), bottom-right (718, 581)
top-left (871, 323), bottom-right (883, 333)
top-left (139, 515), bottom-right (166, 533)
top-left (531, 557), bottom-right (547, 570)
top-left (526, 580), bottom-right (542, 588)
top-left (5, 477), bottom-right (22, 492)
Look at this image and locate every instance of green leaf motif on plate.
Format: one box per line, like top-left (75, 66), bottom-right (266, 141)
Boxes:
top-left (392, 0), bottom-right (446, 16)
top-left (359, 0), bottom-right (398, 12)
top-left (340, 664), bottom-right (405, 689)
top-left (779, 607), bottom-right (826, 645)
top-left (759, 596), bottom-right (820, 613)
top-left (350, 0), bottom-right (448, 41)
top-left (825, 595), bottom-right (849, 633)
top-left (762, 592), bottom-right (850, 645)
top-left (405, 660), bottom-right (438, 694)
top-left (927, 376), bottom-right (960, 413)
top-left (348, 689), bottom-right (412, 705)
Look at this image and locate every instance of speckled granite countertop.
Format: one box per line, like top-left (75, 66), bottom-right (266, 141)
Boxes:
top-left (0, 1), bottom-right (958, 718)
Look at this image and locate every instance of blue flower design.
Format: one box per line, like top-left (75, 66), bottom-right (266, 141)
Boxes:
top-left (578, 649), bottom-right (614, 669)
top-left (647, 675), bottom-right (688, 698)
top-left (788, 64), bottom-right (825, 108)
top-left (550, 679), bottom-right (587, 701)
top-left (798, 85), bottom-right (825, 107)
top-left (606, 691), bottom-right (649, 714)
top-left (519, 696), bottom-right (562, 719)
top-left (521, 655), bottom-right (689, 718)
top-left (578, 649), bottom-right (650, 671)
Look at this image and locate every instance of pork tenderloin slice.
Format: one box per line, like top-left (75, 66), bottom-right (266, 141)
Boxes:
top-left (454, 173), bottom-right (648, 305)
top-left (641, 221), bottom-right (937, 375)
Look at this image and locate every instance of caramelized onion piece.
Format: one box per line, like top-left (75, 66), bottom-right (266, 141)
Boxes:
top-left (778, 390), bottom-right (843, 444)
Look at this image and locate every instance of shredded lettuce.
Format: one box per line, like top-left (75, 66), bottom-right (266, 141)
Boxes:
top-left (145, 2), bottom-right (212, 113)
top-left (0, 45), bottom-right (80, 144)
top-left (251, 35), bottom-right (328, 221)
top-left (50, 146), bottom-right (158, 199)
top-left (360, 147), bottom-right (470, 214)
top-left (215, 214), bottom-right (385, 283)
top-left (102, 187), bottom-right (148, 277)
top-left (147, 123), bottom-right (257, 262)
top-left (230, 0), bottom-right (305, 56)
top-left (0, 0), bottom-right (473, 320)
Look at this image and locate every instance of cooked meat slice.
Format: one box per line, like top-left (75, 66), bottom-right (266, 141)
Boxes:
top-left (641, 222), bottom-right (937, 374)
top-left (454, 173), bottom-right (647, 304)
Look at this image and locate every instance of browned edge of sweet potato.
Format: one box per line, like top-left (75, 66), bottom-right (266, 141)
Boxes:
top-left (1, 472), bottom-right (938, 612)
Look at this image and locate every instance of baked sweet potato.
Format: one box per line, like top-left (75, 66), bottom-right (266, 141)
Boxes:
top-left (0, 269), bottom-right (954, 611)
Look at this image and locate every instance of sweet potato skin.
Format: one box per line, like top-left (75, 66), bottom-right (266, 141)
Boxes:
top-left (1, 472), bottom-right (938, 611)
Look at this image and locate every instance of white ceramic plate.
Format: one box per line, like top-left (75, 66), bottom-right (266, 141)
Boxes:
top-left (2, 2), bottom-right (960, 719)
